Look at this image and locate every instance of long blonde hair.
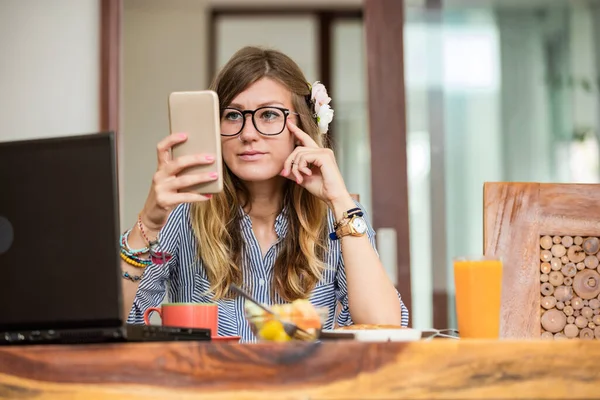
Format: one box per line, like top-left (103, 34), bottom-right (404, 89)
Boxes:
top-left (190, 46), bottom-right (329, 302)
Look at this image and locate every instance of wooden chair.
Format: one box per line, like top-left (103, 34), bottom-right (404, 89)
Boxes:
top-left (483, 182), bottom-right (600, 339)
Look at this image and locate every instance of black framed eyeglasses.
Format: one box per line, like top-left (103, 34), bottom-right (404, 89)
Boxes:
top-left (220, 106), bottom-right (298, 137)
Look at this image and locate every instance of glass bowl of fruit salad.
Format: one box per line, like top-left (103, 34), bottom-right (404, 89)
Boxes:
top-left (244, 299), bottom-right (329, 342)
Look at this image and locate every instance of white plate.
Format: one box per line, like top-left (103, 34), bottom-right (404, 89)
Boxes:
top-left (324, 328), bottom-right (422, 342)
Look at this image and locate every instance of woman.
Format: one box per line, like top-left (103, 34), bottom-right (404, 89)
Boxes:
top-left (121, 46), bottom-right (409, 341)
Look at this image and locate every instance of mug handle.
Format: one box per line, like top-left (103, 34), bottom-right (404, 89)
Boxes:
top-left (143, 307), bottom-right (162, 325)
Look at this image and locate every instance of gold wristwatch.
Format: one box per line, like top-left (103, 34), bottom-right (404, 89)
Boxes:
top-left (330, 213), bottom-right (368, 240)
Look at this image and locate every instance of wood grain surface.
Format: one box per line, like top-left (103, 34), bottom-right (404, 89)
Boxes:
top-left (484, 182), bottom-right (600, 338)
top-left (1, 340), bottom-right (600, 399)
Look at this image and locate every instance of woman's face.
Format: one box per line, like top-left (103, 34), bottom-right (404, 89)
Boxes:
top-left (221, 77), bottom-right (297, 183)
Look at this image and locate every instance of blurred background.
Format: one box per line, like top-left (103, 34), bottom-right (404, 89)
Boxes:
top-left (2, 0), bottom-right (600, 330)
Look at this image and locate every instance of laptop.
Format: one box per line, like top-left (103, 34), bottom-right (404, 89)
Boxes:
top-left (0, 132), bottom-right (210, 345)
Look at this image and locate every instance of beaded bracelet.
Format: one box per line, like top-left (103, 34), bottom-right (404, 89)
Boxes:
top-left (120, 251), bottom-right (151, 268)
top-left (122, 270), bottom-right (143, 282)
top-left (137, 214), bottom-right (173, 265)
top-left (137, 214), bottom-right (158, 246)
top-left (121, 253), bottom-right (152, 268)
top-left (120, 229), bottom-right (150, 256)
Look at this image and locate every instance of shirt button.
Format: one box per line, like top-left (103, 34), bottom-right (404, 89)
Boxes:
top-left (259, 278), bottom-right (265, 285)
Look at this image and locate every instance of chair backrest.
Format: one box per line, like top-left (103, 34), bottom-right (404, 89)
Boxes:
top-left (483, 182), bottom-right (600, 339)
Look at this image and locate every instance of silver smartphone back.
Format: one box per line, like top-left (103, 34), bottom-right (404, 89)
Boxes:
top-left (168, 90), bottom-right (223, 194)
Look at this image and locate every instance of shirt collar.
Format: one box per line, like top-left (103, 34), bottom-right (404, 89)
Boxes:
top-left (238, 203), bottom-right (289, 240)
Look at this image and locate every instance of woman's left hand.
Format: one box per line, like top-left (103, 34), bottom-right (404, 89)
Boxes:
top-left (281, 120), bottom-right (350, 205)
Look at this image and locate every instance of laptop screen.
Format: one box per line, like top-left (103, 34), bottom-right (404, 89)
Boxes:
top-left (0, 132), bottom-right (123, 331)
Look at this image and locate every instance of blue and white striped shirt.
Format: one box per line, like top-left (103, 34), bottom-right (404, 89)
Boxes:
top-left (127, 202), bottom-right (409, 341)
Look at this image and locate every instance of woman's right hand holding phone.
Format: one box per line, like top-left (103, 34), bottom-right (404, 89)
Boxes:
top-left (140, 133), bottom-right (217, 232)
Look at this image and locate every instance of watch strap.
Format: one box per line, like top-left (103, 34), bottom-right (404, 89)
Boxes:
top-left (329, 208), bottom-right (365, 241)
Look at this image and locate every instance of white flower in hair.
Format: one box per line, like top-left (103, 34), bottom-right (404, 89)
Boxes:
top-left (316, 104), bottom-right (334, 134)
top-left (310, 81), bottom-right (334, 134)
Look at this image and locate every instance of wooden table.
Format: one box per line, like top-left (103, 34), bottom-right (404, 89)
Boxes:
top-left (0, 339), bottom-right (599, 399)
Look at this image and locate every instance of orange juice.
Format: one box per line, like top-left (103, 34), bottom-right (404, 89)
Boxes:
top-left (453, 257), bottom-right (503, 339)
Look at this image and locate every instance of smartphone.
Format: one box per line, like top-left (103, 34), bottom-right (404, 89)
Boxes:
top-left (168, 90), bottom-right (223, 195)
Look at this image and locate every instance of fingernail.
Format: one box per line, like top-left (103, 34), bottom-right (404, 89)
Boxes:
top-left (205, 194), bottom-right (213, 198)
top-left (205, 155), bottom-right (215, 161)
top-left (209, 172), bottom-right (218, 178)
top-left (281, 169), bottom-right (288, 176)
top-left (178, 133), bottom-right (187, 139)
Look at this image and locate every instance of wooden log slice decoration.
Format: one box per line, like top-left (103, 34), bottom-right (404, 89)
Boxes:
top-left (539, 235), bottom-right (600, 340)
top-left (540, 235), bottom-right (553, 250)
top-left (562, 236), bottom-right (574, 247)
top-left (541, 331), bottom-right (554, 340)
top-left (564, 277), bottom-right (573, 286)
top-left (568, 245), bottom-right (586, 263)
top-left (541, 296), bottom-right (556, 309)
top-left (583, 237), bottom-right (600, 255)
top-left (580, 328), bottom-right (594, 339)
top-left (575, 316), bottom-right (588, 329)
top-left (552, 244), bottom-right (567, 258)
top-left (551, 258), bottom-right (562, 271)
top-left (585, 255), bottom-right (599, 269)
top-left (541, 309), bottom-right (567, 333)
top-left (554, 286), bottom-right (573, 302)
top-left (540, 250), bottom-right (553, 263)
top-left (548, 272), bottom-right (563, 286)
top-left (573, 270), bottom-right (600, 300)
top-left (541, 283), bottom-right (554, 296)
top-left (581, 307), bottom-right (594, 319)
top-left (564, 324), bottom-right (579, 338)
top-left (572, 297), bottom-right (584, 310)
top-left (563, 306), bottom-right (574, 316)
top-left (553, 333), bottom-right (566, 340)
top-left (541, 262), bottom-right (552, 274)
top-left (562, 263), bottom-right (577, 278)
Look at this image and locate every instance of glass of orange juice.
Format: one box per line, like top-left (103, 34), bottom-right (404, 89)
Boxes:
top-left (453, 256), bottom-right (503, 339)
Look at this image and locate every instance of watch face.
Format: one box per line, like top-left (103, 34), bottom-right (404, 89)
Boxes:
top-left (351, 217), bottom-right (368, 234)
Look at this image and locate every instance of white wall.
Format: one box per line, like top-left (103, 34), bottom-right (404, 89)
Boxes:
top-left (122, 0), bottom-right (209, 230)
top-left (0, 0), bottom-right (100, 142)
top-left (216, 16), bottom-right (318, 82)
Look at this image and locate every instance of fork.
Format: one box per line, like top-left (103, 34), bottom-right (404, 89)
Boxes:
top-left (229, 284), bottom-right (313, 340)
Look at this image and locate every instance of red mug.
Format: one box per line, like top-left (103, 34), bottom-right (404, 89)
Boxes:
top-left (143, 303), bottom-right (218, 336)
